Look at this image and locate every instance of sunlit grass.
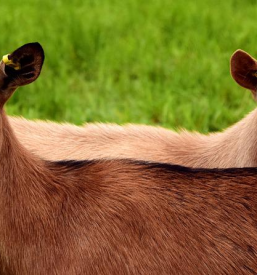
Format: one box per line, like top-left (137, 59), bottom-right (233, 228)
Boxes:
top-left (1, 0), bottom-right (257, 132)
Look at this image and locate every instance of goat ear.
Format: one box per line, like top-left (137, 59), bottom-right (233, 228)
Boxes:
top-left (3, 42), bottom-right (44, 87)
top-left (230, 50), bottom-right (257, 98)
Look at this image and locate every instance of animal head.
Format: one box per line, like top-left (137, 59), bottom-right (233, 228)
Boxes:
top-left (0, 42), bottom-right (44, 106)
top-left (230, 49), bottom-right (257, 100)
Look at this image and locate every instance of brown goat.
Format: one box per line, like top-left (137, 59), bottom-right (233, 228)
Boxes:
top-left (1, 43), bottom-right (257, 274)
top-left (7, 49), bottom-right (257, 168)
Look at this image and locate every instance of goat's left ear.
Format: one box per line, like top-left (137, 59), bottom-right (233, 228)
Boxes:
top-left (230, 49), bottom-right (257, 99)
top-left (3, 42), bottom-right (44, 86)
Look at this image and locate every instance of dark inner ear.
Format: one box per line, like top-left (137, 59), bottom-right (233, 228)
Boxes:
top-left (5, 55), bottom-right (36, 79)
top-left (230, 50), bottom-right (257, 91)
top-left (4, 42), bottom-right (44, 86)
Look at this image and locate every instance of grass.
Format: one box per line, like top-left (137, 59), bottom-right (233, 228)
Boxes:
top-left (0, 0), bottom-right (257, 133)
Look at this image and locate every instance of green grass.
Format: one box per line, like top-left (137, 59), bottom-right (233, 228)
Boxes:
top-left (1, 0), bottom-right (257, 132)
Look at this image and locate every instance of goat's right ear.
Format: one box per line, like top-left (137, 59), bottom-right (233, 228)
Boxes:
top-left (230, 50), bottom-right (257, 99)
top-left (3, 42), bottom-right (44, 87)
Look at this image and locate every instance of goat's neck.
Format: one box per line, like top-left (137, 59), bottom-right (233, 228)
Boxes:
top-left (0, 110), bottom-right (48, 199)
top-left (0, 110), bottom-right (38, 168)
top-left (0, 110), bottom-right (58, 273)
top-left (208, 108), bottom-right (257, 167)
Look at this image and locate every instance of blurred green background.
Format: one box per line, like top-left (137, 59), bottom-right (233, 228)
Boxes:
top-left (1, 0), bottom-right (257, 132)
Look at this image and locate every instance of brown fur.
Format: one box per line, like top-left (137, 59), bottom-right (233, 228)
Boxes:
top-left (8, 50), bottom-right (257, 168)
top-left (1, 43), bottom-right (257, 274)
top-left (3, 111), bottom-right (257, 274)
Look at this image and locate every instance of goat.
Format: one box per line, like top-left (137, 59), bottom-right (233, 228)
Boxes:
top-left (7, 49), bottom-right (257, 168)
top-left (1, 43), bottom-right (257, 274)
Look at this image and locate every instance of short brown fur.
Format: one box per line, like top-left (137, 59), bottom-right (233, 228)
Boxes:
top-left (1, 44), bottom-right (257, 274)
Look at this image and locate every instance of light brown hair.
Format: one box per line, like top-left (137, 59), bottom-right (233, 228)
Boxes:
top-left (8, 49), bottom-right (257, 168)
top-left (0, 44), bottom-right (257, 274)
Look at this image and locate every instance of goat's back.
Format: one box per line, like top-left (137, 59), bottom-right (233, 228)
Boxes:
top-left (3, 159), bottom-right (257, 274)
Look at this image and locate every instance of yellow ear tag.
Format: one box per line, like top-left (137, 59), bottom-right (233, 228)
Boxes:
top-left (2, 54), bottom-right (21, 70)
top-left (252, 71), bottom-right (257, 78)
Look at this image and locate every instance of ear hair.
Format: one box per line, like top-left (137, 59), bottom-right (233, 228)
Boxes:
top-left (230, 50), bottom-right (257, 94)
top-left (4, 42), bottom-right (44, 87)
